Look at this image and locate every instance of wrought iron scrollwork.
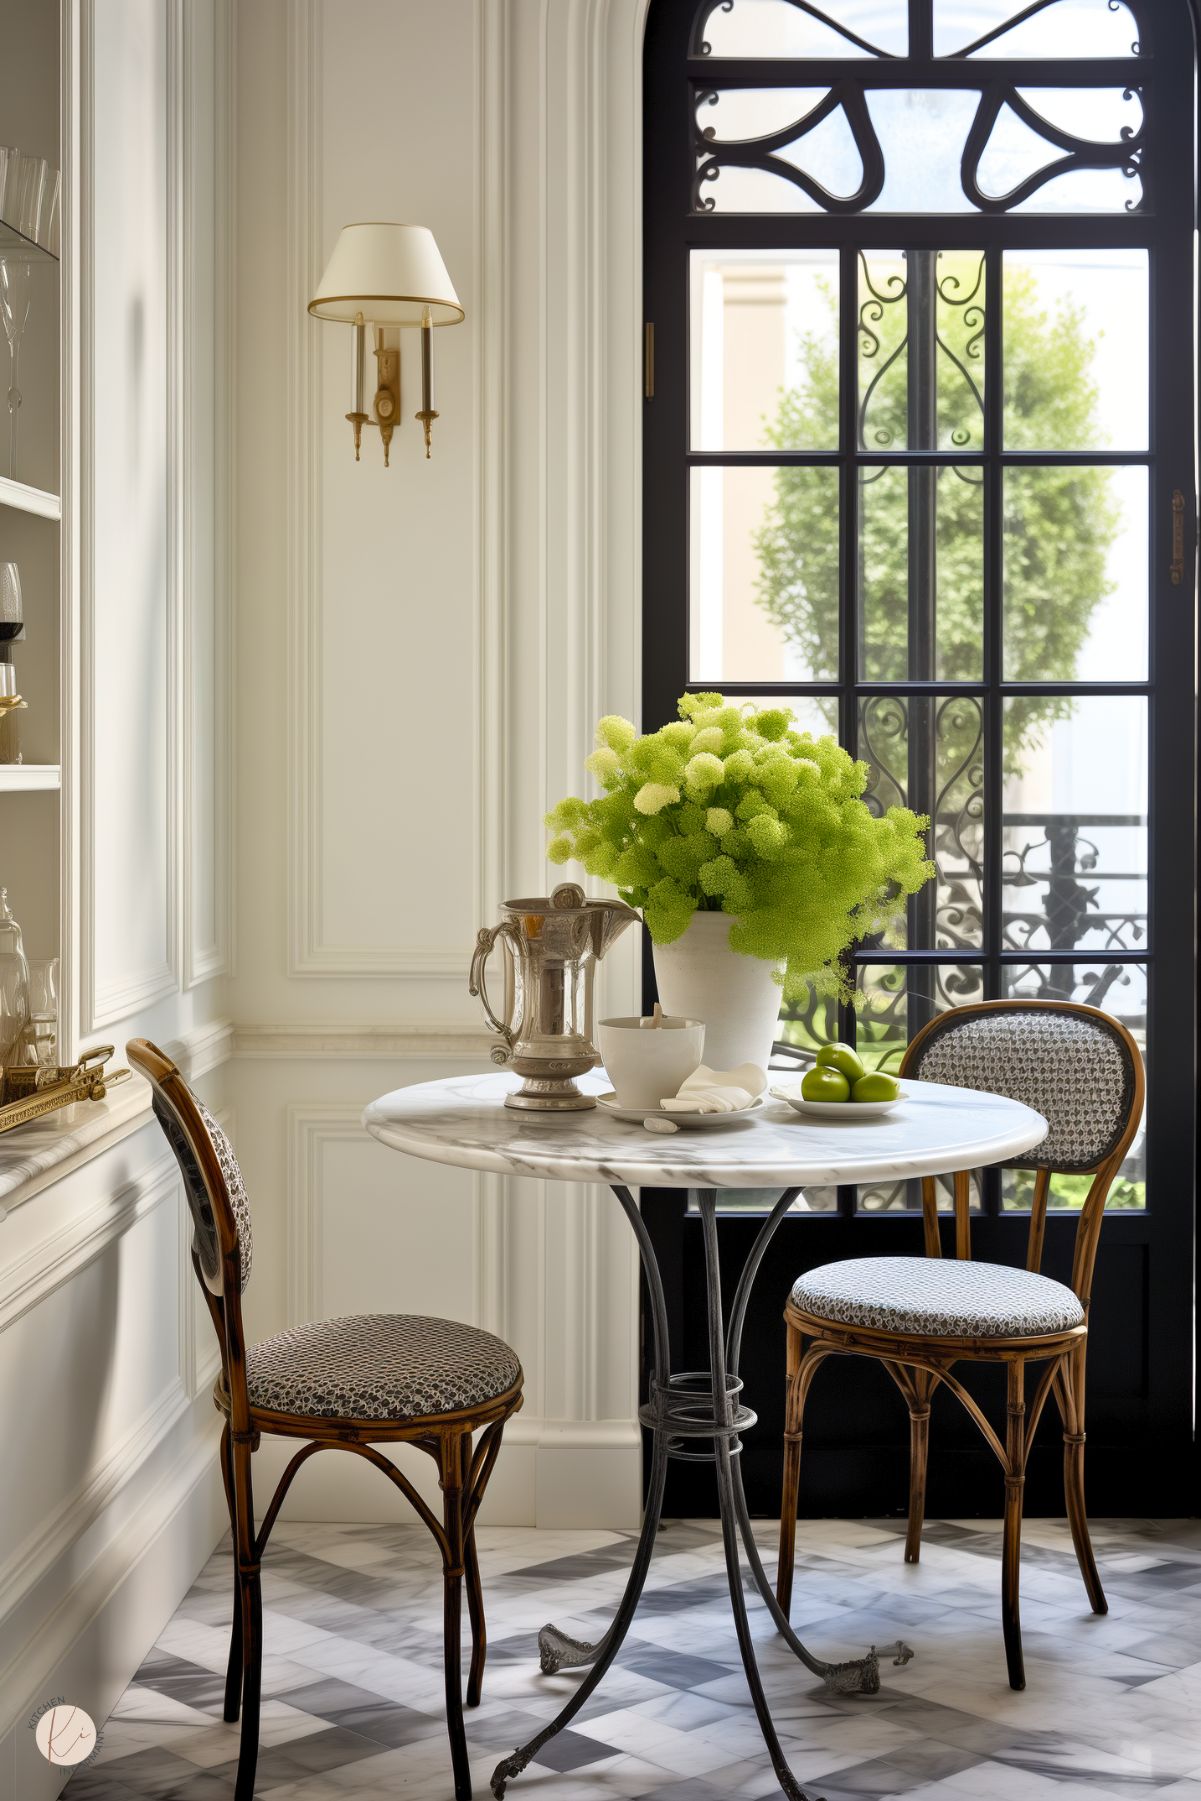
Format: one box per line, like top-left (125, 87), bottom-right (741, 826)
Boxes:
top-left (1002, 814), bottom-right (1146, 954)
top-left (860, 693), bottom-right (985, 955)
top-left (858, 254), bottom-right (906, 448)
top-left (933, 695), bottom-right (985, 949)
top-left (943, 0), bottom-right (1144, 61)
top-left (857, 252), bottom-right (986, 452)
top-left (692, 81), bottom-right (885, 214)
top-left (692, 0), bottom-right (895, 59)
top-left (936, 256), bottom-right (985, 446)
top-left (961, 83), bottom-right (1145, 214)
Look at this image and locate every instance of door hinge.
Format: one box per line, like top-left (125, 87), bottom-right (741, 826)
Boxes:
top-left (644, 322), bottom-right (654, 401)
top-left (1170, 487), bottom-right (1186, 585)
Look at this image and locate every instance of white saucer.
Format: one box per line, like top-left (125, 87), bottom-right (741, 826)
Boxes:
top-left (597, 1092), bottom-right (766, 1128)
top-left (772, 1083), bottom-right (907, 1120)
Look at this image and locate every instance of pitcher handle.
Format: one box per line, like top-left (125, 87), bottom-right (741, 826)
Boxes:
top-left (469, 922), bottom-right (520, 1063)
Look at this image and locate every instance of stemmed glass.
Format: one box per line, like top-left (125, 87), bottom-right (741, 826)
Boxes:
top-left (0, 151), bottom-right (53, 479)
top-left (0, 561), bottom-right (20, 642)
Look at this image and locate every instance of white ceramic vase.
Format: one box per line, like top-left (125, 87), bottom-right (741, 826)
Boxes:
top-left (651, 910), bottom-right (783, 1073)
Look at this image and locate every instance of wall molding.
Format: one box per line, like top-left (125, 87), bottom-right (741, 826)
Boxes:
top-left (0, 1407), bottom-right (222, 1748)
top-left (286, 1104), bottom-right (362, 1323)
top-left (286, 1103), bottom-right (497, 1351)
top-left (0, 1371), bottom-right (189, 1635)
top-left (183, 0), bottom-right (235, 989)
top-left (0, 1149), bottom-right (178, 1334)
top-left (284, 1), bottom-right (476, 981)
top-left (223, 0), bottom-right (649, 1527)
top-left (165, 1014), bottom-right (236, 1080)
top-left (59, 0), bottom-right (82, 1059)
top-left (234, 1022), bottom-right (493, 1060)
top-left (82, 0), bottom-right (183, 1033)
top-left (283, 0), bottom-right (508, 981)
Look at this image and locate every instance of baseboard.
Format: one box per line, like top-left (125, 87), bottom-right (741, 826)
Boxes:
top-left (1, 1421), bottom-right (225, 1800)
top-left (250, 1416), bottom-right (642, 1531)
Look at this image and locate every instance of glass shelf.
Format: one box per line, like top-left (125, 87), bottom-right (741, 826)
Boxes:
top-left (0, 212), bottom-right (57, 264)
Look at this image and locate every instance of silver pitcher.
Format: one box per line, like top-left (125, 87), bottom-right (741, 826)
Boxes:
top-left (469, 882), bottom-right (638, 1111)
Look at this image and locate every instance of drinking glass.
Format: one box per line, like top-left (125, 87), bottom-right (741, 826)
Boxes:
top-left (24, 955), bottom-right (58, 1067)
top-left (0, 253), bottom-right (32, 477)
top-left (0, 661), bottom-right (22, 764)
top-left (0, 562), bottom-right (21, 641)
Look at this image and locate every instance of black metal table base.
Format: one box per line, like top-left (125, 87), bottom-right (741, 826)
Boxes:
top-left (490, 1186), bottom-right (914, 1801)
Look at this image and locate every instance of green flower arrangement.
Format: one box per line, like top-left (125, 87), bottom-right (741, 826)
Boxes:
top-left (546, 692), bottom-right (934, 1003)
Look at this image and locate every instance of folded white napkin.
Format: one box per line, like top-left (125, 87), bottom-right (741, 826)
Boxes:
top-left (659, 1062), bottom-right (767, 1114)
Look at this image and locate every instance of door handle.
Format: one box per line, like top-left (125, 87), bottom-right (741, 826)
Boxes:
top-left (1170, 488), bottom-right (1187, 586)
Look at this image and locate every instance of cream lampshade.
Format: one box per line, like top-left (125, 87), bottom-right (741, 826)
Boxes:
top-left (307, 222), bottom-right (464, 326)
top-left (307, 222), bottom-right (464, 463)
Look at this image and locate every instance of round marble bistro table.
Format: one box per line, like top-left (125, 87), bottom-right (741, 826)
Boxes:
top-left (365, 1070), bottom-right (1047, 1801)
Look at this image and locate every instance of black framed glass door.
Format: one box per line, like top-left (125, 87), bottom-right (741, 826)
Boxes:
top-left (641, 0), bottom-right (1197, 1517)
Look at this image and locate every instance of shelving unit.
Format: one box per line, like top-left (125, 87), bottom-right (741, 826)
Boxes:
top-left (0, 0), bottom-right (63, 978)
top-left (0, 474), bottom-right (60, 521)
top-left (0, 763), bottom-right (59, 792)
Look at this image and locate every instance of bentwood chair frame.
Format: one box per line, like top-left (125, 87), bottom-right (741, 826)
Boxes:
top-left (775, 1000), bottom-right (1144, 1691)
top-left (129, 1040), bottom-right (523, 1801)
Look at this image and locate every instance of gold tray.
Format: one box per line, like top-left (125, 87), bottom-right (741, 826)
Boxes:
top-left (0, 1045), bottom-right (130, 1134)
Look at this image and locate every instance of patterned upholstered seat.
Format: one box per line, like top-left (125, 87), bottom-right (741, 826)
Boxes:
top-left (244, 1314), bottom-right (523, 1420)
top-left (790, 1256), bottom-right (1085, 1340)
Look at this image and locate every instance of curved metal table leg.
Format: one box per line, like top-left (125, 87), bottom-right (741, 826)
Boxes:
top-left (698, 1192), bottom-right (831, 1801)
top-left (723, 1187), bottom-right (914, 1693)
top-left (492, 1182), bottom-right (914, 1801)
top-left (491, 1186), bottom-right (669, 1798)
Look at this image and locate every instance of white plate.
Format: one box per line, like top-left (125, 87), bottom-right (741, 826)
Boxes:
top-left (596, 1092), bottom-right (766, 1128)
top-left (771, 1083), bottom-right (907, 1120)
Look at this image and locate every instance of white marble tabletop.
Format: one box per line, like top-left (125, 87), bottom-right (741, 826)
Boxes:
top-left (363, 1070), bottom-right (1047, 1190)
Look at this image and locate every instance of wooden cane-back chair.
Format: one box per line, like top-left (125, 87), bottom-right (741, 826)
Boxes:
top-left (775, 1000), bottom-right (1144, 1691)
top-left (128, 1040), bottom-right (524, 1800)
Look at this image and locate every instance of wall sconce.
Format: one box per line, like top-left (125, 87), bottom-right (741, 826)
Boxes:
top-left (307, 222), bottom-right (464, 465)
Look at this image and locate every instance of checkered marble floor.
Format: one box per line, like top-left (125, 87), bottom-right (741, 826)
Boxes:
top-left (67, 1516), bottom-right (1201, 1801)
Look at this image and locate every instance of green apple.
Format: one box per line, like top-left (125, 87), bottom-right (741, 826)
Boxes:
top-left (801, 1065), bottom-right (851, 1103)
top-left (851, 1072), bottom-right (901, 1104)
top-left (816, 1041), bottom-right (866, 1084)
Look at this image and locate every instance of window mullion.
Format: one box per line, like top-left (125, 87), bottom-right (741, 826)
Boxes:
top-left (839, 242), bottom-right (859, 1218)
top-left (983, 241), bottom-right (1004, 1215)
top-left (909, 0), bottom-right (934, 61)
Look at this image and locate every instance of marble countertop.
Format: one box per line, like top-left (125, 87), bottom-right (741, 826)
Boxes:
top-left (0, 1075), bottom-right (151, 1214)
top-left (364, 1070), bottom-right (1047, 1189)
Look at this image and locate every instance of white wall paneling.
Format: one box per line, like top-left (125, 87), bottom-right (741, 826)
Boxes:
top-left (285, 0), bottom-right (486, 979)
top-left (183, 0), bottom-right (235, 988)
top-left (0, 0), bottom-right (236, 1782)
top-left (82, 0), bottom-right (179, 1031)
top-left (286, 1103), bottom-right (479, 1325)
top-left (234, 0), bottom-right (648, 1527)
top-left (0, 1118), bottom-right (226, 1795)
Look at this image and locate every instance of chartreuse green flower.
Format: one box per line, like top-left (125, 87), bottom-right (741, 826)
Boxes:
top-left (546, 693), bottom-right (934, 1003)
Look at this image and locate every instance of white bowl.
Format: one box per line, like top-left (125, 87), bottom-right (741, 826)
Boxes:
top-left (772, 1082), bottom-right (907, 1121)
